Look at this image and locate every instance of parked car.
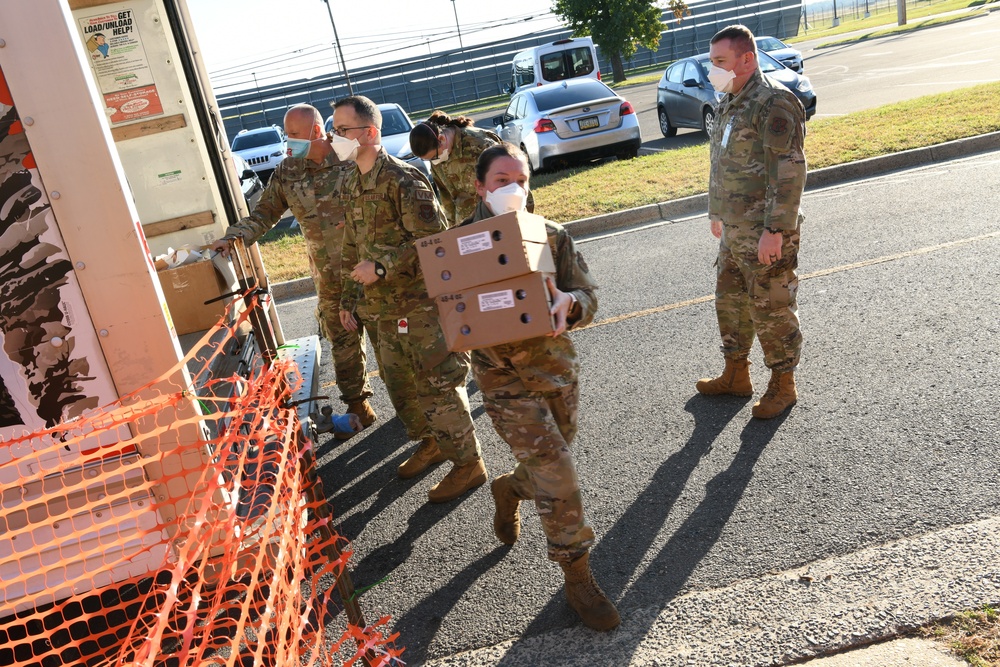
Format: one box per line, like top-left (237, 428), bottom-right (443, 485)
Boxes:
top-left (755, 35), bottom-right (804, 73)
top-left (232, 153), bottom-right (264, 210)
top-left (656, 50), bottom-right (816, 138)
top-left (491, 78), bottom-right (641, 173)
top-left (231, 125), bottom-right (285, 182)
top-left (325, 103), bottom-right (431, 178)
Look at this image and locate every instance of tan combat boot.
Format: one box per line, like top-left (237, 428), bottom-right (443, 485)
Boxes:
top-left (397, 437), bottom-right (447, 479)
top-left (346, 399), bottom-right (377, 428)
top-left (559, 553), bottom-right (621, 631)
top-left (752, 369), bottom-right (797, 419)
top-left (427, 458), bottom-right (487, 503)
top-left (334, 399), bottom-right (377, 441)
top-left (490, 474), bottom-right (523, 545)
top-left (695, 358), bottom-right (753, 397)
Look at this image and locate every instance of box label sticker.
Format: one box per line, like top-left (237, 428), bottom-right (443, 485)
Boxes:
top-left (478, 289), bottom-right (515, 312)
top-left (458, 231), bottom-right (493, 255)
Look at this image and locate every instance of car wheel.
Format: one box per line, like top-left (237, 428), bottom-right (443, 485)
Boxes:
top-left (521, 144), bottom-right (539, 174)
top-left (702, 108), bottom-right (716, 136)
top-left (617, 146), bottom-right (639, 161)
top-left (658, 107), bottom-right (678, 138)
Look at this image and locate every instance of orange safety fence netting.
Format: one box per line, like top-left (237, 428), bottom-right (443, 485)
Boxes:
top-left (0, 298), bottom-right (403, 667)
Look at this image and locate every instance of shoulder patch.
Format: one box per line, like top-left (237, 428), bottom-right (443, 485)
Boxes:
top-left (769, 117), bottom-right (789, 136)
top-left (418, 203), bottom-right (437, 223)
top-left (414, 189), bottom-right (435, 201)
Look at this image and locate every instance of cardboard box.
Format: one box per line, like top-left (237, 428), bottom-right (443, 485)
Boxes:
top-left (157, 259), bottom-right (229, 335)
top-left (417, 210), bottom-right (556, 298)
top-left (436, 272), bottom-right (554, 352)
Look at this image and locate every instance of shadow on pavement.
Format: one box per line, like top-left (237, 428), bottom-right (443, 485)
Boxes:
top-left (500, 395), bottom-right (788, 659)
top-left (390, 545), bottom-right (513, 664)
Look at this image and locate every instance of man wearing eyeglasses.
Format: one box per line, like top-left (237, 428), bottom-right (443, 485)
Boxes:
top-left (212, 104), bottom-right (375, 439)
top-left (334, 95), bottom-right (487, 504)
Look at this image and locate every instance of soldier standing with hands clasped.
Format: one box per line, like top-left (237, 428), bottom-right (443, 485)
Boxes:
top-left (334, 95), bottom-right (487, 503)
top-left (696, 25), bottom-right (807, 419)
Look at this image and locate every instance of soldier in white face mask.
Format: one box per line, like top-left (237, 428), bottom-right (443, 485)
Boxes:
top-left (698, 24), bottom-right (807, 420)
top-left (461, 142), bottom-right (621, 632)
top-left (212, 103), bottom-right (376, 438)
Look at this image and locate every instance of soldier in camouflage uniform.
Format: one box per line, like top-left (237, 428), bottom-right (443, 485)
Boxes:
top-left (333, 96), bottom-right (486, 503)
top-left (463, 143), bottom-right (620, 632)
top-left (212, 104), bottom-right (376, 436)
top-left (409, 112), bottom-right (534, 226)
top-left (697, 25), bottom-right (807, 420)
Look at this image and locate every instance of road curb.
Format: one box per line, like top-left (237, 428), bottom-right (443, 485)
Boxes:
top-left (270, 131), bottom-right (999, 302)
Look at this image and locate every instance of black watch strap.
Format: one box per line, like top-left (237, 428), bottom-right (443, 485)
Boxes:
top-left (374, 261), bottom-right (386, 278)
top-left (765, 227), bottom-right (783, 235)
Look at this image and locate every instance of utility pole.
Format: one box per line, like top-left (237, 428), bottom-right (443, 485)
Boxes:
top-left (897, 0), bottom-right (907, 25)
top-left (832, 0), bottom-right (841, 27)
top-left (449, 0), bottom-right (479, 99)
top-left (321, 0), bottom-right (354, 96)
top-left (252, 71), bottom-right (265, 124)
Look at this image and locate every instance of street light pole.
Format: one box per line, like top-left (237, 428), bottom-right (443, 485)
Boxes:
top-left (449, 0), bottom-right (479, 98)
top-left (320, 0), bottom-right (354, 96)
top-left (450, 0), bottom-right (465, 52)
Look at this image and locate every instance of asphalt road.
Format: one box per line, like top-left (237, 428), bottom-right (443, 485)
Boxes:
top-left (472, 10), bottom-right (1000, 153)
top-left (274, 148), bottom-right (1000, 664)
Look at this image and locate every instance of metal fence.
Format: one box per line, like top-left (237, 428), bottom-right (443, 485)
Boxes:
top-left (800, 0), bottom-right (951, 32)
top-left (216, 0), bottom-right (803, 140)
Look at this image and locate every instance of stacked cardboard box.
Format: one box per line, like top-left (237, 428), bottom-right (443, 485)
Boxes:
top-left (157, 258), bottom-right (230, 335)
top-left (417, 211), bottom-right (557, 352)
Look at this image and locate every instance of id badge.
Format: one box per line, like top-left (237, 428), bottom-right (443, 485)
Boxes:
top-left (398, 318), bottom-right (409, 334)
top-left (721, 118), bottom-right (733, 148)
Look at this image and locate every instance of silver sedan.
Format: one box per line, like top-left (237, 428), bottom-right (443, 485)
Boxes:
top-left (492, 78), bottom-right (642, 173)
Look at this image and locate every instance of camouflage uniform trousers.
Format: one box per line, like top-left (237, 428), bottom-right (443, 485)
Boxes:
top-left (473, 355), bottom-right (596, 563)
top-left (716, 221), bottom-right (803, 371)
top-left (376, 302), bottom-right (479, 461)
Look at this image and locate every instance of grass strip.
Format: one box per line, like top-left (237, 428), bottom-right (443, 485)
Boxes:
top-left (921, 605), bottom-right (1000, 666)
top-left (789, 0), bottom-right (994, 44)
top-left (259, 81), bottom-right (1000, 282)
top-left (819, 7), bottom-right (990, 47)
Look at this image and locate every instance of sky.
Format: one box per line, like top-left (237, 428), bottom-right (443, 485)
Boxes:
top-left (186, 0), bottom-right (568, 93)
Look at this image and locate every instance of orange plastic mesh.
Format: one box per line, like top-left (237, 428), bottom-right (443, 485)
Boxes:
top-left (0, 297), bottom-right (402, 667)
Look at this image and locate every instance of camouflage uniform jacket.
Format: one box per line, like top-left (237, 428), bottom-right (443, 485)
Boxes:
top-left (431, 126), bottom-right (501, 226)
top-left (224, 151), bottom-right (351, 299)
top-left (462, 201), bottom-right (598, 391)
top-left (708, 68), bottom-right (807, 232)
top-left (340, 147), bottom-right (447, 320)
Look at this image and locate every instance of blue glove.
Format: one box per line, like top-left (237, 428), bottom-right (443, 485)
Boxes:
top-left (331, 413), bottom-right (356, 434)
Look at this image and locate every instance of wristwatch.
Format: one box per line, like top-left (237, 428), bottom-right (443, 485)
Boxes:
top-left (374, 261), bottom-right (386, 279)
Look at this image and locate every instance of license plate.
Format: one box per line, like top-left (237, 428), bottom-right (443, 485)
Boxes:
top-left (578, 116), bottom-right (599, 130)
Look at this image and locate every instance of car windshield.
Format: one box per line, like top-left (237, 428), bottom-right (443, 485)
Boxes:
top-left (532, 81), bottom-right (614, 112)
top-left (757, 37), bottom-right (785, 51)
top-left (380, 107), bottom-right (411, 137)
top-left (233, 130), bottom-right (281, 150)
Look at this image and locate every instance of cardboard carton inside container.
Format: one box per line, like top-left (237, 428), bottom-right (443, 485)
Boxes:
top-left (436, 272), bottom-right (554, 352)
top-left (157, 259), bottom-right (229, 335)
top-left (418, 210), bottom-right (555, 298)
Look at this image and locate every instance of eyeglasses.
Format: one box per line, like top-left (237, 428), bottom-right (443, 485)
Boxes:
top-left (332, 125), bottom-right (372, 137)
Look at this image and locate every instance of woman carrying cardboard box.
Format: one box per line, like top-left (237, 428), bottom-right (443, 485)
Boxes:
top-left (460, 143), bottom-right (620, 632)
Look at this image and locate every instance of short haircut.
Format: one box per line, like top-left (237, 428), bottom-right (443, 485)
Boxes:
top-left (710, 25), bottom-right (758, 58)
top-left (476, 142), bottom-right (528, 183)
top-left (285, 104), bottom-right (323, 128)
top-left (333, 95), bottom-right (382, 130)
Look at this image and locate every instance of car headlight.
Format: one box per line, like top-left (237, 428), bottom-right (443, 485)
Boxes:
top-left (270, 150), bottom-right (284, 157)
top-left (796, 78), bottom-right (812, 93)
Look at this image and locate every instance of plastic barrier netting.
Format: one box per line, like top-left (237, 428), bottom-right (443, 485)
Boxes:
top-left (0, 299), bottom-right (402, 667)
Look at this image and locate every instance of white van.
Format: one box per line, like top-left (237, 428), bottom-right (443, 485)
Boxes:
top-left (509, 37), bottom-right (601, 94)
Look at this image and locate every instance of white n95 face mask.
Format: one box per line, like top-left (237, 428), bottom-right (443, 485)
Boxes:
top-left (330, 134), bottom-right (360, 162)
top-left (485, 182), bottom-right (528, 215)
top-left (707, 65), bottom-right (736, 94)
